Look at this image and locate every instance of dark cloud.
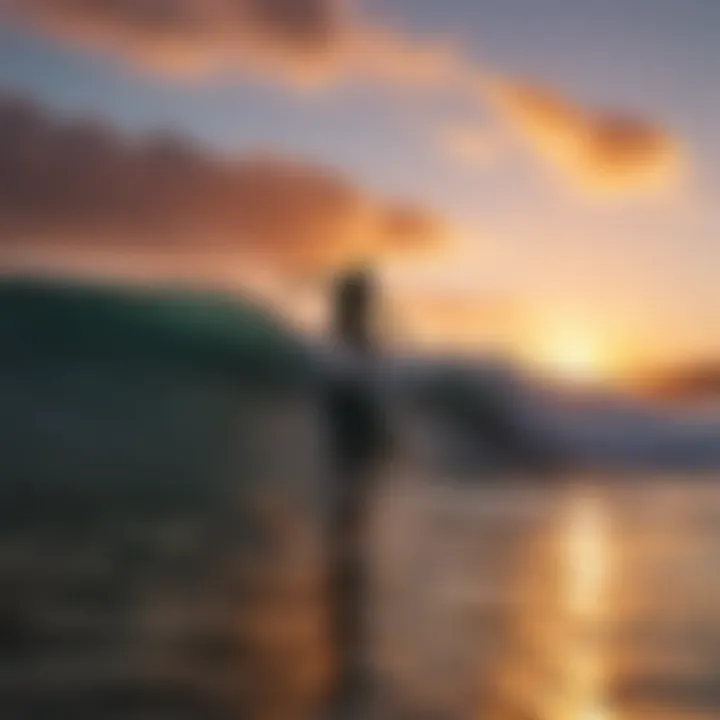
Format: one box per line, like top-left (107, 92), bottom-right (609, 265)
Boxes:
top-left (0, 93), bottom-right (445, 274)
top-left (245, 0), bottom-right (340, 50)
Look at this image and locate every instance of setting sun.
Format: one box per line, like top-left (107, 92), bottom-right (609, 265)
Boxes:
top-left (533, 326), bottom-right (613, 385)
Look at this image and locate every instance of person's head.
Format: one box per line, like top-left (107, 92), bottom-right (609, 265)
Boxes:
top-left (333, 267), bottom-right (377, 352)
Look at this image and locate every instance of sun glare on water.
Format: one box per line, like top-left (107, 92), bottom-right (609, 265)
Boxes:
top-left (558, 494), bottom-right (613, 720)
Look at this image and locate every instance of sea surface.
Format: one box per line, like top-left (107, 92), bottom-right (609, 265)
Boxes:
top-left (3, 471), bottom-right (720, 719)
top-left (371, 473), bottom-right (720, 719)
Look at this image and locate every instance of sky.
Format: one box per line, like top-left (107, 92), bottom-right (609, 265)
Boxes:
top-left (0, 0), bottom-right (717, 375)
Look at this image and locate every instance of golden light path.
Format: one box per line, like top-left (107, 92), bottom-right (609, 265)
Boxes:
top-left (550, 491), bottom-right (613, 720)
top-left (491, 489), bottom-right (615, 720)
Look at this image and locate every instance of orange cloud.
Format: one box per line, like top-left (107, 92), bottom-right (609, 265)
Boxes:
top-left (0, 0), bottom-right (349, 80)
top-left (392, 289), bottom-right (526, 351)
top-left (0, 0), bottom-right (685, 195)
top-left (0, 0), bottom-right (462, 86)
top-left (0, 94), bottom-right (445, 275)
top-left (485, 77), bottom-right (682, 194)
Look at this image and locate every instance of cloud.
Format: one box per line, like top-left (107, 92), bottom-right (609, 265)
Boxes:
top-left (485, 77), bottom-right (682, 194)
top-left (393, 289), bottom-right (525, 350)
top-left (0, 93), bottom-right (445, 276)
top-left (0, 1), bottom-right (684, 195)
top-left (0, 0), bottom-right (349, 80)
top-left (0, 0), bottom-right (461, 86)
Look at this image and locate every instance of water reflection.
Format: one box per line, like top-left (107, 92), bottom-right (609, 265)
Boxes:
top-left (488, 486), bottom-right (614, 720)
top-left (5, 470), bottom-right (720, 718)
top-left (375, 477), bottom-right (720, 719)
top-left (553, 491), bottom-right (613, 720)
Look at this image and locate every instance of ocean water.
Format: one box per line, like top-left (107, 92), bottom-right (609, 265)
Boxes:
top-left (372, 474), bottom-right (720, 720)
top-left (2, 471), bottom-right (720, 719)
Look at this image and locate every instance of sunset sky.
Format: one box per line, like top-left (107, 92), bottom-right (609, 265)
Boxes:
top-left (0, 0), bottom-right (717, 374)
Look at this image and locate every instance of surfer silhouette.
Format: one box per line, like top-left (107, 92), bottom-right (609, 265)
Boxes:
top-left (325, 267), bottom-right (389, 715)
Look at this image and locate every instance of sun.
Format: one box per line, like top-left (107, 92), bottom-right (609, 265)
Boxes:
top-left (534, 326), bottom-right (612, 385)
